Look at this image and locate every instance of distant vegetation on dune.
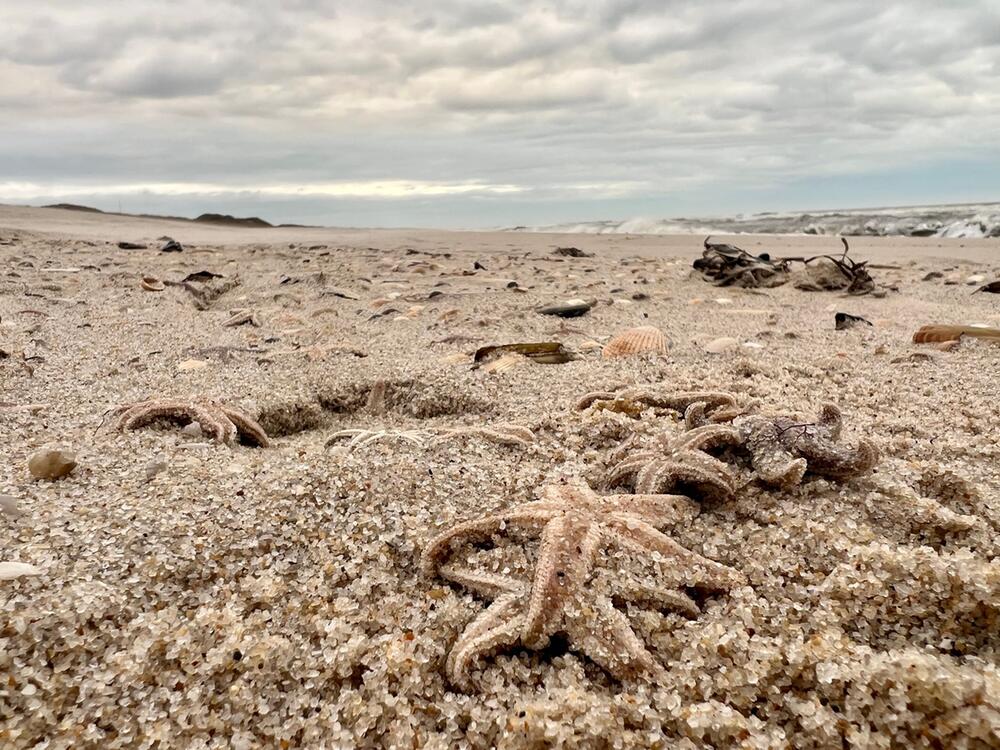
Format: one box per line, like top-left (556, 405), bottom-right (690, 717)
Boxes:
top-left (40, 203), bottom-right (276, 228)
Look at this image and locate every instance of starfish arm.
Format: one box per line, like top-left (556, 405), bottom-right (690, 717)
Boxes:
top-left (597, 493), bottom-right (701, 528)
top-left (575, 391), bottom-right (620, 410)
top-left (816, 403), bottom-right (843, 440)
top-left (797, 436), bottom-right (880, 479)
top-left (437, 563), bottom-right (523, 598)
top-left (447, 593), bottom-right (526, 691)
top-left (421, 507), bottom-right (559, 577)
top-left (683, 402), bottom-right (711, 429)
top-left (604, 452), bottom-right (658, 490)
top-left (607, 518), bottom-right (746, 590)
top-left (563, 594), bottom-right (667, 682)
top-left (522, 514), bottom-right (602, 648)
top-left (619, 389), bottom-right (736, 414)
top-left (603, 571), bottom-right (701, 618)
top-left (634, 454), bottom-right (735, 501)
top-left (219, 406), bottom-right (271, 448)
top-left (118, 400), bottom-right (229, 442)
top-left (674, 424), bottom-right (743, 452)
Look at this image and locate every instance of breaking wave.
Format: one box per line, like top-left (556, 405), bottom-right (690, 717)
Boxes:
top-left (511, 202), bottom-right (1000, 239)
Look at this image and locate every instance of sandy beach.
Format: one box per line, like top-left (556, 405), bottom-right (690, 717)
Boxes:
top-left (2, 204), bottom-right (999, 748)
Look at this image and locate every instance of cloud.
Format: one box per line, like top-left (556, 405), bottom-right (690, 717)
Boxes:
top-left (0, 0), bottom-right (999, 226)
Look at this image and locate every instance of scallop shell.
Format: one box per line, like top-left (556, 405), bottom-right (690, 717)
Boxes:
top-left (912, 324), bottom-right (1000, 343)
top-left (482, 353), bottom-right (529, 374)
top-left (141, 276), bottom-right (165, 292)
top-left (602, 326), bottom-right (668, 358)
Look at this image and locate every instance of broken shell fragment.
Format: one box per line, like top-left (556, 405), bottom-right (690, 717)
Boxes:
top-left (536, 300), bottom-right (593, 318)
top-left (602, 326), bottom-right (668, 359)
top-left (473, 342), bottom-right (575, 365)
top-left (704, 337), bottom-right (738, 354)
top-left (913, 324), bottom-right (1000, 344)
top-left (141, 276), bottom-right (165, 292)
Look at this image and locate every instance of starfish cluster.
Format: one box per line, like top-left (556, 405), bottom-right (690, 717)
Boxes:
top-left (423, 390), bottom-right (885, 690)
top-left (422, 482), bottom-right (744, 689)
top-left (111, 398), bottom-right (270, 447)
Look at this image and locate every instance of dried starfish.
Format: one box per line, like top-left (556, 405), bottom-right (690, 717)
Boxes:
top-left (433, 424), bottom-right (535, 447)
top-left (605, 424), bottom-right (743, 501)
top-left (734, 403), bottom-right (879, 487)
top-left (325, 428), bottom-right (430, 450)
top-left (422, 482), bottom-right (744, 689)
top-left (576, 389), bottom-right (737, 420)
top-left (111, 398), bottom-right (269, 447)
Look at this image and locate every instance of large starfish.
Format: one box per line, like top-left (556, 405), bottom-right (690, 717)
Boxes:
top-left (604, 424), bottom-right (743, 501)
top-left (576, 388), bottom-right (740, 420)
top-left (422, 482), bottom-right (745, 690)
top-left (111, 398), bottom-right (270, 447)
top-left (733, 403), bottom-right (878, 487)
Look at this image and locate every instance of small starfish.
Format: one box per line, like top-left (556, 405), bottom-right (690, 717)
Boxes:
top-left (576, 389), bottom-right (738, 420)
top-left (325, 428), bottom-right (430, 450)
top-left (433, 424), bottom-right (535, 447)
top-left (604, 424), bottom-right (743, 501)
top-left (422, 482), bottom-right (744, 689)
top-left (734, 403), bottom-right (879, 487)
top-left (111, 398), bottom-right (270, 447)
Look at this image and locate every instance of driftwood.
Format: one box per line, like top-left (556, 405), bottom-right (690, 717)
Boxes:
top-left (694, 237), bottom-right (876, 294)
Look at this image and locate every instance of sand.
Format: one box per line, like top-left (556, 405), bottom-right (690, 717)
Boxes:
top-left (1, 204), bottom-right (999, 748)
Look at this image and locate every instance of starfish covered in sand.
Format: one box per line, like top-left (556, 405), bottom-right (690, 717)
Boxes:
top-left (604, 424), bottom-right (743, 501)
top-left (421, 482), bottom-right (745, 690)
top-left (732, 403), bottom-right (879, 488)
top-left (576, 388), bottom-right (743, 421)
top-left (111, 398), bottom-right (270, 447)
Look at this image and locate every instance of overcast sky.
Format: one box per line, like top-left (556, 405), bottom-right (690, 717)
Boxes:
top-left (1, 1), bottom-right (998, 227)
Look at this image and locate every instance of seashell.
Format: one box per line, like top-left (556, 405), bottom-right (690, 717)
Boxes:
top-left (602, 326), bottom-right (668, 359)
top-left (704, 337), bottom-right (738, 354)
top-left (536, 301), bottom-right (593, 318)
top-left (912, 324), bottom-right (1000, 343)
top-left (140, 276), bottom-right (165, 292)
top-left (474, 342), bottom-right (575, 365)
top-left (481, 353), bottom-right (528, 374)
top-left (440, 352), bottom-right (471, 365)
top-left (936, 340), bottom-right (961, 352)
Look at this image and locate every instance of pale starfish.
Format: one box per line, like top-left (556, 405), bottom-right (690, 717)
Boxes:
top-left (604, 424), bottom-right (743, 501)
top-left (433, 424), bottom-right (535, 447)
top-left (111, 398), bottom-right (270, 447)
top-left (422, 482), bottom-right (745, 689)
top-left (576, 388), bottom-right (738, 420)
top-left (733, 403), bottom-right (879, 487)
top-left (325, 428), bottom-right (430, 450)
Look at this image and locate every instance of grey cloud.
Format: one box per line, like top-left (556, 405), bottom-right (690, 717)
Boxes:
top-left (1, 0), bottom-right (999, 226)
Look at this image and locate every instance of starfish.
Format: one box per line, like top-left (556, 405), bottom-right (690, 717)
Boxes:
top-left (734, 403), bottom-right (879, 487)
top-left (604, 424), bottom-right (743, 501)
top-left (433, 424), bottom-right (535, 447)
top-left (111, 398), bottom-right (270, 447)
top-left (576, 388), bottom-right (739, 420)
top-left (325, 428), bottom-right (430, 450)
top-left (422, 482), bottom-right (745, 690)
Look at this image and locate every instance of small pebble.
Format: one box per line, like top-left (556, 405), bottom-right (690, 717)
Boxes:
top-left (181, 422), bottom-right (204, 438)
top-left (28, 449), bottom-right (77, 481)
top-left (705, 337), bottom-right (739, 354)
top-left (0, 494), bottom-right (23, 517)
top-left (145, 458), bottom-right (169, 480)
